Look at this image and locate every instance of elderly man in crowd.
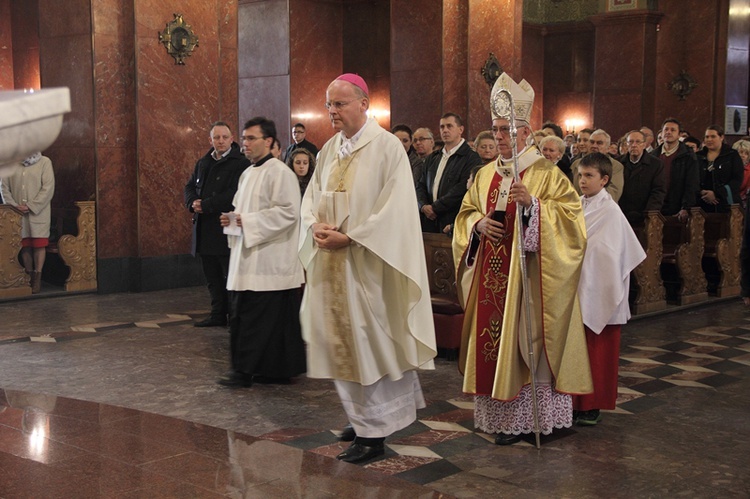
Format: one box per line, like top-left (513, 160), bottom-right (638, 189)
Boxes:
top-left (453, 73), bottom-right (592, 446)
top-left (571, 129), bottom-right (624, 201)
top-left (619, 130), bottom-right (666, 224)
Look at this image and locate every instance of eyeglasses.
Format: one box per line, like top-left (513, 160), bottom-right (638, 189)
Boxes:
top-left (241, 135), bottom-right (266, 142)
top-left (590, 140), bottom-right (607, 145)
top-left (491, 126), bottom-right (511, 134)
top-left (626, 140), bottom-right (644, 145)
top-left (291, 130), bottom-right (305, 135)
top-left (325, 99), bottom-right (356, 110)
top-left (413, 137), bottom-right (433, 142)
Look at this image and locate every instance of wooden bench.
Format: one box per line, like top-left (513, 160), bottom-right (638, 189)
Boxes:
top-left (45, 201), bottom-right (97, 292)
top-left (0, 205), bottom-right (31, 298)
top-left (660, 208), bottom-right (707, 305)
top-left (422, 232), bottom-right (462, 360)
top-left (703, 205), bottom-right (742, 297)
top-left (630, 211), bottom-right (667, 314)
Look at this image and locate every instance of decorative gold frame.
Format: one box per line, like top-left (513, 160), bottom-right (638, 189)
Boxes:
top-left (158, 14), bottom-right (199, 65)
top-left (667, 70), bottom-right (698, 101)
top-left (481, 53), bottom-right (503, 88)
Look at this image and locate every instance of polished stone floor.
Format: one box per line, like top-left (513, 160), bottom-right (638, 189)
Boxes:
top-left (0, 287), bottom-right (748, 497)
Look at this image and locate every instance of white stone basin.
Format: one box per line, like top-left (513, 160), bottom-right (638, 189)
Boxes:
top-left (0, 88), bottom-right (71, 177)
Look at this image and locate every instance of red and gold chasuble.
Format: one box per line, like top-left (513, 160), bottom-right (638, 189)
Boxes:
top-left (472, 168), bottom-right (524, 395)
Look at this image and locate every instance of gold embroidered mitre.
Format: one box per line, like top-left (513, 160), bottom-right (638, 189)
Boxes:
top-left (490, 72), bottom-right (535, 125)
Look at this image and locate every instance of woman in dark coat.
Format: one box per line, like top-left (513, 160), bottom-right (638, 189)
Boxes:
top-left (696, 125), bottom-right (744, 213)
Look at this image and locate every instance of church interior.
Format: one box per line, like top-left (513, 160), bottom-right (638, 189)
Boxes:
top-left (1, 0), bottom-right (749, 496)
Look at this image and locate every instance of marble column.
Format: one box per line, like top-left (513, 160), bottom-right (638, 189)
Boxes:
top-left (590, 10), bottom-right (662, 137)
top-left (0, 0), bottom-right (12, 90)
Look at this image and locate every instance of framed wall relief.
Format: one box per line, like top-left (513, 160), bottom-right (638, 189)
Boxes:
top-left (608, 0), bottom-right (637, 11)
top-left (158, 14), bottom-right (199, 65)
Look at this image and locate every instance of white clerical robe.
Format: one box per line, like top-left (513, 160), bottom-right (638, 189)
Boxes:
top-left (578, 189), bottom-right (646, 333)
top-left (226, 157), bottom-right (304, 292)
top-left (300, 119), bottom-right (437, 385)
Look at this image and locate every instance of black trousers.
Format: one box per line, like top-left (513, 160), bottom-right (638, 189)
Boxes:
top-left (229, 289), bottom-right (306, 378)
top-left (200, 254), bottom-right (230, 320)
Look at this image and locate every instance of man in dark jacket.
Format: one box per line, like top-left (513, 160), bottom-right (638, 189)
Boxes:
top-left (618, 130), bottom-right (666, 225)
top-left (416, 113), bottom-right (482, 233)
top-left (185, 121), bottom-right (251, 327)
top-left (283, 123), bottom-right (319, 161)
top-left (653, 118), bottom-right (699, 221)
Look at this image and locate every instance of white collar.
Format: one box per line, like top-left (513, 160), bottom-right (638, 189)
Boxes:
top-left (442, 139), bottom-right (465, 157)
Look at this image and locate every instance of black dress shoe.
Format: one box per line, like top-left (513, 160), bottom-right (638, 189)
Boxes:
top-left (217, 372), bottom-right (253, 388)
top-left (339, 423), bottom-right (356, 442)
top-left (336, 442), bottom-right (384, 463)
top-left (194, 317), bottom-right (228, 328)
top-left (494, 433), bottom-right (522, 445)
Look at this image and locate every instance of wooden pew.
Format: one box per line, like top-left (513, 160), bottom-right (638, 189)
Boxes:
top-left (661, 208), bottom-right (708, 305)
top-left (703, 205), bottom-right (742, 297)
top-left (56, 201), bottom-right (97, 292)
top-left (631, 211), bottom-right (667, 314)
top-left (422, 232), bottom-right (462, 359)
top-left (0, 205), bottom-right (31, 298)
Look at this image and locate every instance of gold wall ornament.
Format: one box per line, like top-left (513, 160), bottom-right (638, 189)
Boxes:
top-left (158, 13), bottom-right (199, 65)
top-left (481, 53), bottom-right (503, 88)
top-left (667, 70), bottom-right (698, 101)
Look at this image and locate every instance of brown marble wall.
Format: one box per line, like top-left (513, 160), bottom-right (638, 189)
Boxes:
top-left (10, 0), bottom-right (40, 90)
top-left (442, 0), bottom-right (469, 126)
top-left (0, 0), bottom-right (12, 90)
top-left (344, 0), bottom-right (391, 131)
top-left (135, 0), bottom-right (239, 258)
top-left (38, 0), bottom-right (97, 214)
top-left (390, 0), bottom-right (442, 133)
top-left (590, 10), bottom-right (661, 138)
top-left (542, 22), bottom-right (595, 134)
top-left (289, 0), bottom-right (342, 150)
top-left (522, 23), bottom-right (545, 128)
top-left (92, 0), bottom-right (137, 259)
top-left (238, 0), bottom-right (291, 146)
top-left (651, 1), bottom-right (725, 139)
top-left (466, 0), bottom-right (522, 138)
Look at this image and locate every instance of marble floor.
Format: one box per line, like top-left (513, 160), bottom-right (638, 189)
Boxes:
top-left (0, 287), bottom-right (748, 498)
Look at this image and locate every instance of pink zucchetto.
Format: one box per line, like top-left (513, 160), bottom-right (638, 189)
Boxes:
top-left (335, 73), bottom-right (369, 97)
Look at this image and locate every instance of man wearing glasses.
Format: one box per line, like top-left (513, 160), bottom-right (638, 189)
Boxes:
top-left (299, 74), bottom-right (436, 464)
top-left (217, 117), bottom-right (306, 388)
top-left (452, 72), bottom-right (592, 446)
top-left (283, 122), bottom-right (319, 162)
top-left (618, 130), bottom-right (666, 225)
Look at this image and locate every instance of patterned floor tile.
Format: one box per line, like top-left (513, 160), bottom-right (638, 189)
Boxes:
top-left (364, 455), bottom-right (441, 475)
top-left (662, 370), bottom-right (715, 382)
top-left (626, 379), bottom-right (674, 394)
top-left (729, 354), bottom-right (750, 366)
top-left (422, 408), bottom-right (474, 423)
top-left (642, 365), bottom-right (684, 378)
top-left (421, 421), bottom-right (473, 433)
top-left (387, 444), bottom-right (442, 459)
top-left (620, 357), bottom-right (664, 366)
top-left (630, 345), bottom-right (670, 353)
top-left (663, 379), bottom-right (711, 388)
top-left (391, 430), bottom-right (468, 447)
top-left (446, 398), bottom-right (474, 410)
top-left (697, 373), bottom-right (741, 388)
top-left (258, 427), bottom-right (320, 442)
top-left (393, 457), bottom-right (464, 485)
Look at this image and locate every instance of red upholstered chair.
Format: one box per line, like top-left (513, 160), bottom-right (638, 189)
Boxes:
top-left (422, 233), bottom-right (464, 360)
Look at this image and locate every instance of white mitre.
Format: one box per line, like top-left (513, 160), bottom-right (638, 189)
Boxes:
top-left (490, 72), bottom-right (535, 125)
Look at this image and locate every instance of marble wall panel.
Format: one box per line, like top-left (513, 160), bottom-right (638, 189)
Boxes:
top-left (289, 0), bottom-right (343, 149)
top-left (134, 0), bottom-right (238, 257)
top-left (442, 67), bottom-right (468, 125)
top-left (238, 0), bottom-right (289, 79)
top-left (96, 146), bottom-right (138, 258)
top-left (652, 1), bottom-right (720, 136)
top-left (39, 34), bottom-right (95, 147)
top-left (390, 68), bottom-right (442, 131)
top-left (544, 91), bottom-right (593, 135)
top-left (38, 0), bottom-right (91, 38)
top-left (467, 0), bottom-right (522, 137)
top-left (220, 46), bottom-right (239, 128)
top-left (390, 0), bottom-right (442, 73)
top-left (138, 146), bottom-right (204, 257)
top-left (239, 75), bottom-right (291, 131)
top-left (93, 32), bottom-right (136, 148)
top-left (10, 0), bottom-right (40, 89)
top-left (0, 0), bottom-right (13, 90)
top-left (725, 0), bottom-right (748, 114)
top-left (522, 24), bottom-right (545, 128)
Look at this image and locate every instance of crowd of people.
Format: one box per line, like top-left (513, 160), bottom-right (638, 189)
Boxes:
top-left (181, 70), bottom-right (750, 462)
